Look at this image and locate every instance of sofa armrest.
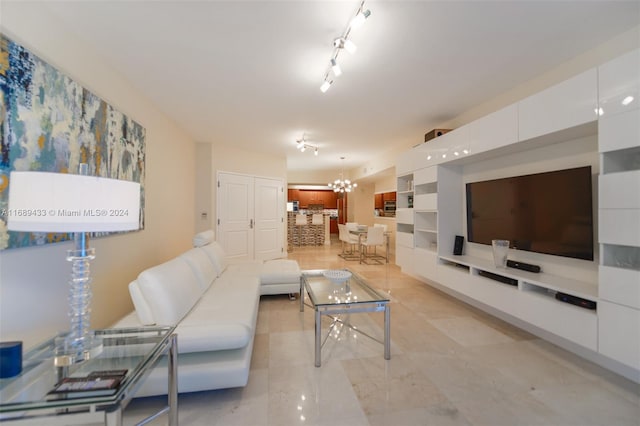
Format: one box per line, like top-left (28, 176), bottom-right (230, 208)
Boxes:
top-left (129, 280), bottom-right (155, 325)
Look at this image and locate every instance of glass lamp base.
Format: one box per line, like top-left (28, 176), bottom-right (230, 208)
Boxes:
top-left (53, 332), bottom-right (103, 366)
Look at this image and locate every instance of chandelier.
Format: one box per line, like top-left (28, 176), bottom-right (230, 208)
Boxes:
top-left (328, 157), bottom-right (358, 193)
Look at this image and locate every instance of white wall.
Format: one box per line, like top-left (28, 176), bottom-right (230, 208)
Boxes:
top-left (288, 168), bottom-right (357, 187)
top-left (195, 143), bottom-right (213, 232)
top-left (0, 4), bottom-right (196, 348)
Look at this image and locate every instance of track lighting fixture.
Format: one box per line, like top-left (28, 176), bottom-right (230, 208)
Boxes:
top-left (296, 135), bottom-right (319, 155)
top-left (320, 1), bottom-right (371, 93)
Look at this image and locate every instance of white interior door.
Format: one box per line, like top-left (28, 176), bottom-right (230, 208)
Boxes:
top-left (254, 177), bottom-right (284, 261)
top-left (217, 172), bottom-right (284, 262)
top-left (217, 172), bottom-right (254, 261)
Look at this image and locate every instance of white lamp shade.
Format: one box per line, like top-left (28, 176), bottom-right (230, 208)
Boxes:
top-left (7, 171), bottom-right (141, 233)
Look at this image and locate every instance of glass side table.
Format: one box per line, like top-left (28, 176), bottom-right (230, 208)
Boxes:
top-left (0, 326), bottom-right (178, 426)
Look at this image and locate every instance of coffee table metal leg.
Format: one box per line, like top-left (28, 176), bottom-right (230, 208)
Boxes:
top-left (384, 304), bottom-right (390, 360)
top-left (315, 309), bottom-right (321, 367)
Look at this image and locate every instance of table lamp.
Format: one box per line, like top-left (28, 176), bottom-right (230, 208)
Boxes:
top-left (6, 164), bottom-right (140, 363)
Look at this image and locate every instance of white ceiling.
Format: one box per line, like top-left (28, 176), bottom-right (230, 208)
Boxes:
top-left (38, 0), bottom-right (640, 176)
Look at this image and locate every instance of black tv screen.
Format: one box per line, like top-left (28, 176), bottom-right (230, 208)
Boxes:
top-left (466, 166), bottom-right (594, 261)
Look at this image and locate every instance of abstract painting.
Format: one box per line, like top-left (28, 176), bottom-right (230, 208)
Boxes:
top-left (0, 34), bottom-right (145, 250)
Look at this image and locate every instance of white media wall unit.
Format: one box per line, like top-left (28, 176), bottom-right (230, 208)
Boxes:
top-left (395, 49), bottom-right (640, 383)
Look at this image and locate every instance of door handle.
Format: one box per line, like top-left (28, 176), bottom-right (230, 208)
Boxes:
top-left (250, 219), bottom-right (254, 229)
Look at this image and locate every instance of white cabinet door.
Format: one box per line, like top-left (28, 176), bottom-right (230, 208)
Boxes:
top-left (414, 194), bottom-right (437, 211)
top-left (599, 266), bottom-right (640, 310)
top-left (598, 301), bottom-right (640, 370)
top-left (519, 68), bottom-right (598, 141)
top-left (599, 48), bottom-right (640, 118)
top-left (599, 209), bottom-right (640, 247)
top-left (431, 125), bottom-right (470, 164)
top-left (414, 166), bottom-right (437, 185)
top-left (598, 108), bottom-right (640, 153)
top-left (395, 208), bottom-right (414, 225)
top-left (413, 248), bottom-right (437, 279)
top-left (396, 244), bottom-right (414, 273)
top-left (396, 231), bottom-right (414, 248)
top-left (396, 150), bottom-right (416, 175)
top-left (467, 104), bottom-right (518, 154)
top-left (599, 171), bottom-right (640, 209)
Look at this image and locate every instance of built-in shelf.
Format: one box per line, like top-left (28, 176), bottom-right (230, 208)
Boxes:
top-left (415, 181), bottom-right (437, 195)
top-left (439, 254), bottom-right (598, 302)
top-left (602, 244), bottom-right (640, 271)
top-left (602, 146), bottom-right (640, 174)
top-left (397, 174), bottom-right (414, 212)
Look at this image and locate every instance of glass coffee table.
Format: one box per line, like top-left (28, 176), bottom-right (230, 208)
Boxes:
top-left (300, 269), bottom-right (390, 367)
top-left (0, 326), bottom-right (177, 426)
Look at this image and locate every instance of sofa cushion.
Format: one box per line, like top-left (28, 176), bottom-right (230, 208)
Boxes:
top-left (193, 229), bottom-right (215, 247)
top-left (200, 241), bottom-right (228, 277)
top-left (260, 259), bottom-right (301, 285)
top-left (180, 248), bottom-right (216, 291)
top-left (177, 274), bottom-right (260, 352)
top-left (128, 280), bottom-right (155, 325)
top-left (137, 257), bottom-right (204, 325)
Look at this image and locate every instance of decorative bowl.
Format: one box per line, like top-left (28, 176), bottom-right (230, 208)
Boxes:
top-left (323, 270), bottom-right (352, 284)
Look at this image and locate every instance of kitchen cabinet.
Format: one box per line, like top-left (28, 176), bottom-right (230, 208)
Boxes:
top-left (375, 194), bottom-right (383, 209)
top-left (294, 190), bottom-right (338, 208)
top-left (383, 192), bottom-right (396, 201)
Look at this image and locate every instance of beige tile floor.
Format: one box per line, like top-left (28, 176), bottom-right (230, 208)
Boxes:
top-left (124, 239), bottom-right (640, 425)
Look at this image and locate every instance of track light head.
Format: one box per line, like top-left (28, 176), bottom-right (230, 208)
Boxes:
top-left (314, 147), bottom-right (318, 156)
top-left (343, 39), bottom-right (357, 54)
top-left (350, 9), bottom-right (371, 29)
top-left (320, 79), bottom-right (332, 93)
top-left (330, 59), bottom-right (342, 77)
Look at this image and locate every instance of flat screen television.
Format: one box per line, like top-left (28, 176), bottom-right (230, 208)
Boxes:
top-left (466, 166), bottom-right (594, 261)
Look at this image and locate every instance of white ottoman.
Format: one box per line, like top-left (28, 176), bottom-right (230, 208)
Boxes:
top-left (259, 259), bottom-right (301, 296)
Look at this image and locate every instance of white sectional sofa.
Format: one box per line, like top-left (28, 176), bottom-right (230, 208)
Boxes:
top-left (113, 230), bottom-right (301, 397)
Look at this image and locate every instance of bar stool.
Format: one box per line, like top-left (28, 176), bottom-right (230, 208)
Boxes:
top-left (311, 213), bottom-right (324, 245)
top-left (295, 214), bottom-right (307, 246)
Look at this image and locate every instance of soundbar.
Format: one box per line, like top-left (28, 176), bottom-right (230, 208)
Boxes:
top-left (506, 259), bottom-right (541, 273)
top-left (555, 292), bottom-right (597, 310)
top-left (477, 270), bottom-right (518, 286)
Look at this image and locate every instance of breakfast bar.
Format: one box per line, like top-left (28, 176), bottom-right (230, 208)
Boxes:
top-left (287, 213), bottom-right (330, 247)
